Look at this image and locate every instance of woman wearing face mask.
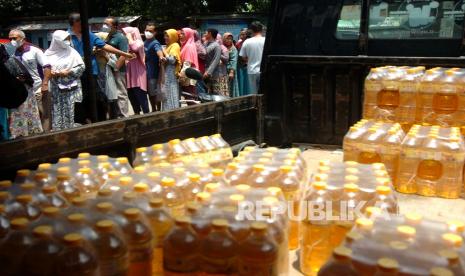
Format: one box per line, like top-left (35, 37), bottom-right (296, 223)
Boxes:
top-left (223, 32), bottom-right (239, 97)
top-left (179, 27), bottom-right (199, 102)
top-left (122, 26), bottom-right (149, 114)
top-left (45, 30), bottom-right (85, 131)
top-left (160, 29), bottom-right (181, 111)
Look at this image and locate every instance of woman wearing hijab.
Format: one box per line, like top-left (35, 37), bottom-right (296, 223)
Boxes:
top-left (194, 30), bottom-right (206, 74)
top-left (160, 29), bottom-right (181, 111)
top-left (179, 27), bottom-right (199, 101)
top-left (236, 28), bottom-right (251, 96)
top-left (214, 34), bottom-right (230, 97)
top-left (223, 32), bottom-right (239, 97)
top-left (123, 27), bottom-right (149, 114)
top-left (45, 30), bottom-right (85, 131)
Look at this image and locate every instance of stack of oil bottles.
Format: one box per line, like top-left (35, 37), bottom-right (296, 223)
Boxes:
top-left (0, 135), bottom-right (306, 276)
top-left (318, 212), bottom-right (465, 276)
top-left (345, 66), bottom-right (465, 198)
top-left (301, 160), bottom-right (399, 276)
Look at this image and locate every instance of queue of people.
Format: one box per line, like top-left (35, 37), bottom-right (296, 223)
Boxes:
top-left (0, 13), bottom-right (265, 141)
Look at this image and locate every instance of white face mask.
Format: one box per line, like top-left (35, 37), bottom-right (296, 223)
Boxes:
top-left (145, 31), bottom-right (154, 40)
top-left (64, 40), bottom-right (71, 46)
top-left (10, 39), bottom-right (22, 48)
top-left (101, 24), bottom-right (111, 33)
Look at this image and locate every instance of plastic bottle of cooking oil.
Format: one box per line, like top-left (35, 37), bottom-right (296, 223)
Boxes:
top-left (358, 126), bottom-right (383, 164)
top-left (10, 194), bottom-right (41, 220)
top-left (65, 213), bottom-right (98, 242)
top-left (37, 185), bottom-right (68, 209)
top-left (301, 181), bottom-right (332, 276)
top-left (317, 246), bottom-right (359, 276)
top-left (261, 209), bottom-right (288, 275)
top-left (367, 186), bottom-right (398, 214)
top-left (134, 147), bottom-right (151, 167)
top-left (168, 139), bottom-right (190, 164)
top-left (67, 196), bottom-right (91, 216)
top-left (374, 258), bottom-right (399, 276)
top-left (183, 173), bottom-right (202, 201)
top-left (432, 70), bottom-right (463, 127)
top-left (0, 191), bottom-right (11, 205)
top-left (154, 177), bottom-right (185, 217)
top-left (376, 68), bottom-right (401, 121)
top-left (75, 168), bottom-right (100, 199)
top-left (0, 205), bottom-right (10, 238)
top-left (417, 69), bottom-right (444, 124)
top-left (113, 157), bottom-right (132, 175)
top-left (0, 180), bottom-right (12, 192)
top-left (182, 138), bottom-right (205, 160)
top-left (146, 198), bottom-right (174, 276)
top-left (151, 144), bottom-right (169, 164)
top-left (363, 68), bottom-right (385, 119)
top-left (56, 173), bottom-right (80, 201)
top-left (121, 208), bottom-right (153, 276)
top-left (15, 169), bottom-right (33, 185)
top-left (96, 162), bottom-right (113, 185)
top-left (396, 128), bottom-right (421, 194)
top-left (93, 219), bottom-right (129, 276)
top-left (30, 207), bottom-right (66, 238)
top-left (380, 124), bottom-right (404, 180)
top-left (20, 225), bottom-right (63, 275)
top-left (186, 201), bottom-right (211, 238)
top-left (201, 219), bottom-right (238, 275)
top-left (163, 216), bottom-right (200, 275)
top-left (438, 249), bottom-right (464, 275)
top-left (0, 218), bottom-right (33, 275)
top-left (57, 233), bottom-right (99, 276)
top-left (437, 131), bottom-right (465, 199)
top-left (34, 171), bottom-right (53, 188)
top-left (238, 222), bottom-right (278, 276)
top-left (416, 132), bottom-right (442, 197)
top-left (397, 67), bottom-right (423, 130)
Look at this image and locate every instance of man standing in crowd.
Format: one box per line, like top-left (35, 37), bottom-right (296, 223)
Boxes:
top-left (68, 13), bottom-right (133, 124)
top-left (103, 16), bottom-right (131, 118)
top-left (144, 22), bottom-right (164, 112)
top-left (203, 28), bottom-right (222, 95)
top-left (239, 21), bottom-right (265, 94)
top-left (8, 29), bottom-right (50, 137)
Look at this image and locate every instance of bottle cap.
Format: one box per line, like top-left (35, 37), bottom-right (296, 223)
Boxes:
top-left (267, 147), bottom-right (279, 152)
top-left (34, 172), bottom-right (48, 181)
top-left (11, 217), bottom-right (29, 230)
top-left (365, 206), bottom-right (382, 217)
top-left (98, 189), bottom-right (113, 197)
top-left (345, 168), bottom-right (359, 175)
top-left (57, 167), bottom-right (71, 175)
top-left (64, 233), bottom-right (83, 245)
top-left (58, 157), bottom-right (72, 164)
top-left (78, 168), bottom-right (91, 175)
top-left (42, 185), bottom-right (57, 194)
top-left (251, 222), bottom-right (267, 231)
top-left (123, 192), bottom-right (137, 201)
top-left (280, 166), bottom-right (293, 173)
top-left (33, 225), bottom-right (53, 238)
top-left (374, 170), bottom-right (388, 178)
top-left (389, 241), bottom-right (408, 250)
top-left (17, 169), bottom-right (31, 177)
top-left (116, 157), bottom-right (129, 164)
top-left (78, 160), bottom-right (91, 167)
top-left (20, 183), bottom-right (36, 191)
top-left (78, 152), bottom-right (91, 159)
top-left (136, 147), bottom-right (147, 153)
top-left (447, 220), bottom-right (465, 233)
top-left (229, 194), bottom-right (245, 202)
top-left (263, 196), bottom-right (279, 206)
top-left (134, 183), bottom-right (150, 193)
top-left (333, 246), bottom-right (352, 259)
top-left (318, 166), bottom-right (331, 174)
top-left (372, 163), bottom-right (386, 170)
top-left (161, 177), bottom-right (175, 187)
top-left (133, 166), bottom-right (145, 174)
top-left (405, 213), bottom-right (422, 225)
top-left (376, 177), bottom-right (391, 186)
top-left (253, 164), bottom-right (265, 172)
top-left (345, 231), bottom-right (363, 243)
top-left (98, 162), bottom-right (111, 169)
top-left (236, 184), bottom-right (251, 192)
top-left (430, 267), bottom-right (453, 276)
top-left (168, 139), bottom-right (181, 145)
top-left (261, 152), bottom-right (274, 158)
top-left (312, 181), bottom-right (327, 190)
top-left (120, 176), bottom-right (133, 186)
top-left (438, 249), bottom-right (459, 263)
top-left (71, 197), bottom-right (87, 206)
top-left (96, 220), bottom-right (114, 231)
top-left (149, 198), bottom-right (164, 208)
top-left (175, 216), bottom-right (191, 225)
top-left (152, 144), bottom-right (164, 150)
top-left (258, 158), bottom-right (271, 164)
top-left (442, 233), bottom-right (463, 247)
top-left (227, 163), bottom-right (239, 171)
top-left (67, 213), bottom-right (85, 223)
top-left (377, 258), bottom-right (399, 271)
top-left (212, 169), bottom-right (224, 177)
top-left (376, 186), bottom-right (392, 195)
top-left (205, 183), bottom-right (220, 193)
top-left (97, 155), bottom-right (109, 162)
top-left (124, 208), bottom-right (141, 220)
top-left (97, 202), bottom-right (113, 212)
top-left (344, 183), bottom-right (359, 193)
top-left (0, 191), bottom-right (9, 201)
top-left (186, 201), bottom-right (201, 212)
top-left (196, 192), bottom-right (211, 203)
top-left (38, 163), bottom-right (52, 171)
top-left (43, 207), bottom-right (59, 216)
top-left (57, 174), bottom-right (71, 181)
top-left (355, 218), bottom-right (374, 231)
top-left (344, 175), bottom-right (359, 184)
top-left (397, 225), bottom-right (416, 238)
top-left (16, 194), bottom-right (33, 204)
top-left (212, 219), bottom-right (229, 228)
top-left (107, 171), bottom-right (121, 179)
top-left (267, 187), bottom-right (283, 196)
top-left (188, 173), bottom-right (201, 182)
top-left (319, 160), bottom-right (331, 167)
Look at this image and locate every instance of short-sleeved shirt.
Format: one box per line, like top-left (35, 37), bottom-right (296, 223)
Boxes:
top-left (239, 36), bottom-right (266, 75)
top-left (144, 39), bottom-right (162, 79)
top-left (106, 31), bottom-right (129, 72)
top-left (15, 44), bottom-right (50, 91)
top-left (69, 29), bottom-right (106, 76)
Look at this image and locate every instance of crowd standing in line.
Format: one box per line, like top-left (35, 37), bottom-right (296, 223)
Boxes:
top-left (0, 13), bottom-right (265, 141)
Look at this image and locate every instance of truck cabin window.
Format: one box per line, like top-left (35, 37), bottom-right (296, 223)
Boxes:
top-left (336, 0), bottom-right (465, 40)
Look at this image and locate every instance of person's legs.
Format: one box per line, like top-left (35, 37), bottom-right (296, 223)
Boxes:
top-left (147, 78), bottom-right (161, 112)
top-left (248, 74), bottom-right (260, 94)
top-left (108, 101), bottom-right (119, 120)
top-left (93, 76), bottom-right (108, 122)
top-left (114, 72), bottom-right (130, 118)
top-left (75, 76), bottom-right (88, 124)
top-left (127, 87), bottom-right (141, 115)
top-left (135, 88), bottom-right (150, 114)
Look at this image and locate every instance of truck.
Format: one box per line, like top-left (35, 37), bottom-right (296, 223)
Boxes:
top-left (1, 0), bottom-right (464, 178)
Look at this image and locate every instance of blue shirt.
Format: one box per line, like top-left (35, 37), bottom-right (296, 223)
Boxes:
top-left (68, 29), bottom-right (106, 76)
top-left (144, 39), bottom-right (162, 79)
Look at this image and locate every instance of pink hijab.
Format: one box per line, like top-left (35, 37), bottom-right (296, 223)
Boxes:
top-left (180, 28), bottom-right (199, 69)
top-left (122, 27), bottom-right (145, 64)
top-left (216, 34), bottom-right (229, 64)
